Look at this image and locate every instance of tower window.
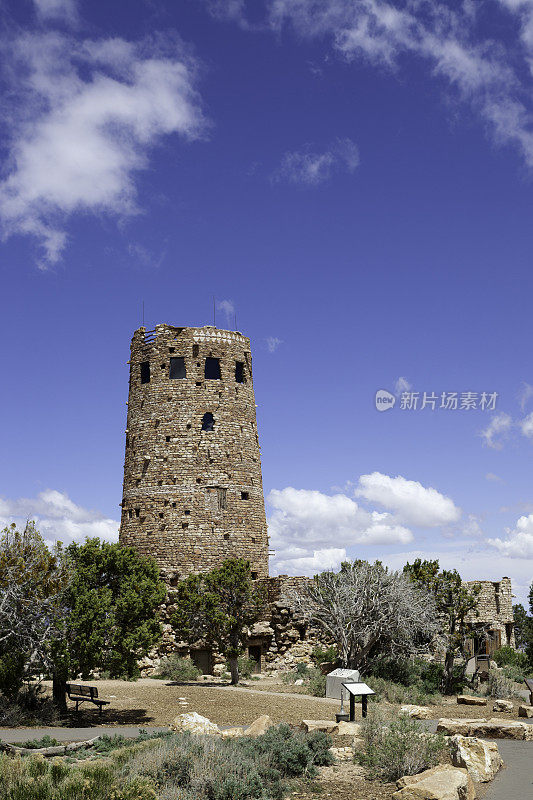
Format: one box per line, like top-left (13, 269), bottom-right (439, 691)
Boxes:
top-left (205, 357), bottom-right (221, 379)
top-left (241, 491), bottom-right (249, 500)
top-left (169, 356), bottom-right (186, 379)
top-left (166, 436), bottom-right (170, 442)
top-left (235, 361), bottom-right (245, 383)
top-left (251, 572), bottom-right (258, 580)
top-left (202, 412), bottom-right (215, 431)
top-left (140, 361), bottom-right (150, 384)
top-left (224, 533), bottom-right (229, 540)
top-left (193, 344), bottom-right (199, 357)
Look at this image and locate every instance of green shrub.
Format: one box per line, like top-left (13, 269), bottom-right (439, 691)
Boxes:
top-left (0, 685), bottom-right (58, 726)
top-left (493, 646), bottom-right (528, 669)
top-left (237, 723), bottom-right (333, 778)
top-left (19, 734), bottom-right (60, 749)
top-left (156, 655), bottom-right (200, 682)
top-left (306, 667), bottom-right (326, 697)
top-left (487, 669), bottom-right (523, 699)
top-left (365, 676), bottom-right (441, 706)
top-left (310, 646), bottom-right (338, 666)
top-left (368, 658), bottom-right (445, 695)
top-left (357, 708), bottom-right (445, 782)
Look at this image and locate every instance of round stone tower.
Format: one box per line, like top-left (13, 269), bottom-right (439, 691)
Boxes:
top-left (119, 324), bottom-right (269, 583)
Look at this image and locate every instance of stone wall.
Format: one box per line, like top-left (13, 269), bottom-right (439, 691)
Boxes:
top-left (119, 324), bottom-right (269, 580)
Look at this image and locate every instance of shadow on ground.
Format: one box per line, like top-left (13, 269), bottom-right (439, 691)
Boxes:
top-left (62, 708), bottom-right (154, 727)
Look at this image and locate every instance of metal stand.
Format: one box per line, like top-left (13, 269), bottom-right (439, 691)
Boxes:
top-left (349, 692), bottom-right (368, 720)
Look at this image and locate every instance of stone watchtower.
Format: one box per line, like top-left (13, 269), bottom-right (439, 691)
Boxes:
top-left (119, 324), bottom-right (269, 583)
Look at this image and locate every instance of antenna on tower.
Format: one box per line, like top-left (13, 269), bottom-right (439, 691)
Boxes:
top-left (213, 295), bottom-right (216, 327)
top-left (234, 312), bottom-right (237, 331)
top-left (142, 300), bottom-right (145, 327)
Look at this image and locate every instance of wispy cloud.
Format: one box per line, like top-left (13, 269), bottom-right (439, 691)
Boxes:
top-left (518, 382), bottom-right (533, 411)
top-left (486, 472), bottom-right (503, 483)
top-left (215, 0), bottom-right (533, 171)
top-left (217, 299), bottom-right (236, 326)
top-left (33, 0), bottom-right (78, 25)
top-left (480, 412), bottom-right (513, 449)
top-left (395, 376), bottom-right (411, 396)
top-left (271, 137), bottom-right (359, 185)
top-left (266, 336), bottom-right (282, 353)
top-left (0, 31), bottom-right (205, 267)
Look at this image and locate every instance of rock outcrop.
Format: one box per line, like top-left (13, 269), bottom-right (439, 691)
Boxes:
top-left (393, 765), bottom-right (475, 800)
top-left (448, 735), bottom-right (502, 782)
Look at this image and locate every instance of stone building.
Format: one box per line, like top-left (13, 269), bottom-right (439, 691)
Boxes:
top-left (119, 324), bottom-right (269, 583)
top-left (464, 577), bottom-right (515, 655)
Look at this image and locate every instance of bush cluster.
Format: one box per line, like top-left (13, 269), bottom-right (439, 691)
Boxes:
top-left (0, 725), bottom-right (331, 800)
top-left (156, 655), bottom-right (201, 682)
top-left (364, 658), bottom-right (444, 705)
top-left (486, 669), bottom-right (523, 699)
top-left (280, 663), bottom-right (327, 696)
top-left (356, 708), bottom-right (445, 782)
top-left (225, 655), bottom-right (257, 679)
top-left (310, 646), bottom-right (338, 666)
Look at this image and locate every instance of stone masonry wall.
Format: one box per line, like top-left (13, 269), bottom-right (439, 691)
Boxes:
top-left (464, 577), bottom-right (515, 648)
top-left (119, 324), bottom-right (269, 580)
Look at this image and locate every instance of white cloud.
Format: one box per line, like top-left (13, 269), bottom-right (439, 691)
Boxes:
top-left (485, 472), bottom-right (503, 482)
top-left (518, 381), bottom-right (533, 411)
top-left (355, 472), bottom-right (461, 527)
top-left (272, 137), bottom-right (359, 185)
top-left (274, 547), bottom-right (347, 574)
top-left (520, 411), bottom-right (533, 439)
top-left (0, 32), bottom-right (204, 266)
top-left (217, 299), bottom-right (235, 325)
top-left (0, 489), bottom-right (119, 547)
top-left (268, 485), bottom-right (413, 575)
top-left (488, 513), bottom-right (533, 558)
top-left (264, 0), bottom-right (533, 169)
top-left (462, 514), bottom-right (484, 539)
top-left (33, 0), bottom-right (78, 24)
top-left (395, 376), bottom-right (411, 396)
top-left (266, 336), bottom-right (282, 353)
top-left (480, 412), bottom-right (513, 449)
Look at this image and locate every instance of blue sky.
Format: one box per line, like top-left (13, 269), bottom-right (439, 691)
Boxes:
top-left (1, 0), bottom-right (533, 605)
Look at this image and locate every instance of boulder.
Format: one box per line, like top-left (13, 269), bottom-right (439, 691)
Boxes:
top-left (492, 700), bottom-right (513, 712)
top-left (518, 705), bottom-right (533, 718)
top-left (437, 719), bottom-right (487, 737)
top-left (393, 765), bottom-right (475, 800)
top-left (400, 705), bottom-right (431, 719)
top-left (220, 726), bottom-right (244, 738)
top-left (337, 721), bottom-right (362, 736)
top-left (247, 714), bottom-right (274, 737)
top-left (301, 719), bottom-right (339, 734)
top-left (170, 712), bottom-right (220, 735)
top-left (294, 678), bottom-right (304, 686)
top-left (457, 695), bottom-right (487, 706)
top-left (448, 735), bottom-right (502, 782)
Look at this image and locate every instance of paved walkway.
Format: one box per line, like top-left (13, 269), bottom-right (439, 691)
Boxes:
top-left (484, 740), bottom-right (533, 800)
top-left (0, 726), bottom-right (168, 743)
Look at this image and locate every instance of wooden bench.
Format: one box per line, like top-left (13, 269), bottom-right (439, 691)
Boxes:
top-left (66, 683), bottom-right (110, 715)
top-left (525, 678), bottom-right (533, 706)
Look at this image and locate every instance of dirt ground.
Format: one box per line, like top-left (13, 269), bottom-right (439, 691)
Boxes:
top-left (34, 677), bottom-right (528, 728)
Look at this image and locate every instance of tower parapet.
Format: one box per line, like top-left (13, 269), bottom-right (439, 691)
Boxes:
top-left (119, 324), bottom-right (269, 582)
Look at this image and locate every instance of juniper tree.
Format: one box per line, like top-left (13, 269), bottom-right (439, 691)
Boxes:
top-left (171, 558), bottom-right (265, 684)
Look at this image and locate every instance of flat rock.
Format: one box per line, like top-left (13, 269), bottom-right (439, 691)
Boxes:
top-left (330, 746), bottom-right (353, 761)
top-left (492, 700), bottom-right (513, 712)
top-left (457, 695), bottom-right (487, 706)
top-left (401, 704), bottom-right (431, 719)
top-left (448, 734), bottom-right (502, 782)
top-left (169, 712), bottom-right (220, 735)
top-left (438, 717), bottom-right (533, 740)
top-left (247, 714), bottom-right (274, 737)
top-left (337, 721), bottom-right (362, 736)
top-left (393, 765), bottom-right (475, 800)
top-left (518, 705), bottom-right (533, 718)
top-left (437, 719), bottom-right (487, 737)
top-left (301, 719), bottom-right (339, 734)
top-left (220, 726), bottom-right (244, 738)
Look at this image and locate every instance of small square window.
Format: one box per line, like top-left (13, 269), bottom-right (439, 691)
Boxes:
top-left (251, 571), bottom-right (258, 580)
top-left (182, 522), bottom-right (189, 529)
top-left (166, 436), bottom-right (170, 442)
top-left (135, 508), bottom-right (140, 518)
top-left (169, 356), bottom-right (186, 379)
top-left (193, 344), bottom-right (199, 357)
top-left (241, 491), bottom-right (249, 500)
top-left (184, 510), bottom-right (190, 515)
top-left (205, 357), bottom-right (221, 379)
top-left (140, 361), bottom-right (150, 384)
top-left (172, 502), bottom-right (177, 508)
top-left (224, 533), bottom-right (229, 540)
top-left (169, 347), bottom-right (175, 353)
